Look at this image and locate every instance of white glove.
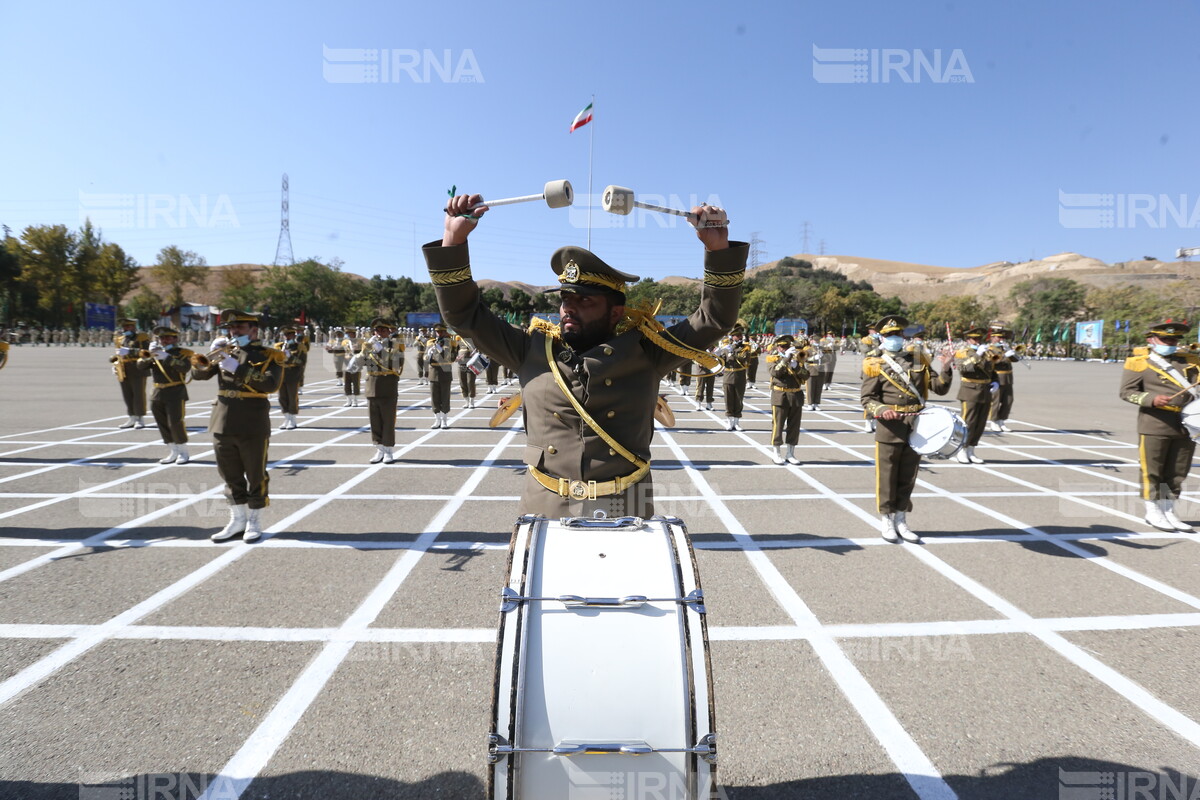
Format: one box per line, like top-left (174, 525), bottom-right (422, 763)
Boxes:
top-left (152, 349), bottom-right (167, 361)
top-left (219, 355), bottom-right (240, 373)
top-left (210, 337), bottom-right (229, 350)
top-left (373, 341), bottom-right (384, 353)
top-left (788, 359), bottom-right (798, 369)
top-left (989, 381), bottom-right (1000, 392)
top-left (117, 346), bottom-right (131, 356)
top-left (976, 344), bottom-right (990, 356)
top-left (1005, 349), bottom-right (1016, 358)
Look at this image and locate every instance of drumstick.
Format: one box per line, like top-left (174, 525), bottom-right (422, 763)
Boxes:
top-left (1165, 381), bottom-right (1200, 402)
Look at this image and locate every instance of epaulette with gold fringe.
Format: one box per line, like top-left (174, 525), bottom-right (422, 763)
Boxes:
top-left (862, 357), bottom-right (883, 378)
top-left (1123, 353), bottom-right (1148, 371)
top-left (263, 347), bottom-right (286, 365)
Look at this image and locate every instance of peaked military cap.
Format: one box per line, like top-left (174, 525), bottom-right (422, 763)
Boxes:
top-left (875, 315), bottom-right (909, 336)
top-left (962, 325), bottom-right (987, 339)
top-left (370, 318), bottom-right (396, 330)
top-left (432, 322), bottom-right (449, 334)
top-left (153, 325), bottom-right (179, 337)
top-left (1147, 320), bottom-right (1190, 338)
top-left (221, 309), bottom-right (261, 324)
top-left (545, 246), bottom-right (639, 298)
top-left (118, 318), bottom-right (138, 327)
top-left (773, 334), bottom-right (795, 347)
top-left (279, 325), bottom-right (297, 334)
top-left (988, 320), bottom-right (1013, 336)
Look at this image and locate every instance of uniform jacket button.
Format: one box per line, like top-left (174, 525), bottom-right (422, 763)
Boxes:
top-left (604, 378), bottom-right (613, 386)
top-left (547, 445), bottom-right (557, 454)
top-left (606, 410), bottom-right (615, 418)
top-left (602, 346), bottom-right (613, 355)
top-left (608, 448), bottom-right (616, 456)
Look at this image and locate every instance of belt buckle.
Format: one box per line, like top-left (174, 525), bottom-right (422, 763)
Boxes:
top-left (567, 480), bottom-right (595, 501)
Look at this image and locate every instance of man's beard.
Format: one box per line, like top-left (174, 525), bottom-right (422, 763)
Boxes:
top-left (561, 316), bottom-right (613, 353)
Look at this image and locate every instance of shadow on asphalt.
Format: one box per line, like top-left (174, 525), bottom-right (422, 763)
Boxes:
top-left (10, 757), bottom-right (1196, 799)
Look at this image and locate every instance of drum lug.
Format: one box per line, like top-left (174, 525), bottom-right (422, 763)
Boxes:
top-left (487, 732), bottom-right (513, 764)
top-left (500, 586), bottom-right (520, 613)
top-left (684, 588), bottom-right (707, 614)
top-left (695, 732), bottom-right (718, 765)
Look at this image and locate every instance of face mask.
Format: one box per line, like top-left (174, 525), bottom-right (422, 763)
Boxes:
top-left (881, 336), bottom-right (904, 352)
top-left (1153, 344), bottom-right (1177, 356)
top-left (233, 334), bottom-right (252, 347)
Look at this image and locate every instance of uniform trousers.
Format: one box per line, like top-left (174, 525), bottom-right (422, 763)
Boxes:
top-left (343, 371), bottom-right (361, 396)
top-left (806, 373), bottom-right (824, 405)
top-left (771, 397), bottom-right (804, 446)
top-left (723, 371), bottom-right (747, 417)
top-left (990, 372), bottom-right (1014, 419)
top-left (960, 399), bottom-right (991, 446)
top-left (875, 439), bottom-right (923, 514)
top-left (150, 389), bottom-right (188, 444)
top-left (1140, 434), bottom-right (1196, 500)
top-left (119, 376), bottom-right (148, 416)
top-left (695, 375), bottom-right (715, 404)
top-left (429, 368), bottom-right (453, 414)
top-left (458, 366), bottom-right (477, 399)
top-left (213, 432), bottom-right (270, 509)
top-left (368, 396), bottom-right (398, 447)
top-left (747, 358), bottom-right (759, 384)
top-left (279, 378), bottom-right (301, 415)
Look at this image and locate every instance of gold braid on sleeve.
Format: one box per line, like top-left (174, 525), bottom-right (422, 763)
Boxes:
top-left (703, 270), bottom-right (744, 288)
top-left (429, 266), bottom-right (473, 286)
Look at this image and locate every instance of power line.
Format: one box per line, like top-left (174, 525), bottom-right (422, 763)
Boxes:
top-left (749, 231), bottom-right (766, 268)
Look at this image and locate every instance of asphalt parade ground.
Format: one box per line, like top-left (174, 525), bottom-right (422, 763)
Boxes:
top-left (1, 347), bottom-right (1199, 800)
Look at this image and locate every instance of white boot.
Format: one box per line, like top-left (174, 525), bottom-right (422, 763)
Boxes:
top-left (880, 513), bottom-right (900, 543)
top-left (967, 447), bottom-right (985, 464)
top-left (159, 444), bottom-right (179, 465)
top-left (706, 402), bottom-right (713, 411)
top-left (278, 415), bottom-right (290, 430)
top-left (133, 416), bottom-right (146, 429)
top-left (731, 417), bottom-right (743, 431)
top-left (430, 414), bottom-right (442, 429)
top-left (242, 507), bottom-right (264, 543)
top-left (725, 417), bottom-right (735, 431)
top-left (352, 396), bottom-right (360, 407)
top-left (771, 445), bottom-right (785, 465)
top-left (1144, 499), bottom-right (1175, 532)
top-left (955, 448), bottom-right (971, 464)
top-left (344, 395), bottom-right (353, 408)
top-left (370, 445), bottom-right (386, 464)
top-left (894, 511), bottom-right (920, 543)
top-left (118, 415), bottom-right (136, 429)
top-left (211, 504), bottom-right (248, 542)
top-left (441, 412), bottom-right (451, 429)
top-left (290, 414), bottom-right (299, 429)
top-left (998, 419), bottom-right (1012, 432)
top-left (785, 444), bottom-right (801, 465)
top-left (987, 420), bottom-right (1001, 433)
top-left (383, 447), bottom-right (396, 464)
top-left (175, 445), bottom-right (190, 465)
top-left (1161, 499), bottom-right (1195, 533)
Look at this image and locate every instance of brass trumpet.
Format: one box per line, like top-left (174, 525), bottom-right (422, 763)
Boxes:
top-left (190, 341), bottom-right (238, 369)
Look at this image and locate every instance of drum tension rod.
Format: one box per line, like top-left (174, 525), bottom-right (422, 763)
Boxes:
top-left (500, 587), bottom-right (705, 614)
top-left (487, 733), bottom-right (717, 764)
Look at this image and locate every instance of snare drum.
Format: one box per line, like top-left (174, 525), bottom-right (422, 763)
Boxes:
top-left (908, 405), bottom-right (968, 458)
top-left (467, 351), bottom-right (491, 376)
top-left (489, 515), bottom-right (717, 799)
top-left (1182, 398), bottom-right (1200, 439)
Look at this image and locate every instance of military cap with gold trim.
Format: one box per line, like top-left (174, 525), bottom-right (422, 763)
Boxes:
top-left (152, 325), bottom-right (180, 337)
top-left (962, 324), bottom-right (987, 339)
top-left (279, 325), bottom-right (298, 335)
top-left (118, 318), bottom-right (138, 327)
top-left (432, 322), bottom-right (449, 334)
top-left (1147, 319), bottom-right (1190, 338)
top-left (220, 309), bottom-right (261, 324)
top-left (545, 246), bottom-right (639, 300)
top-left (773, 334), bottom-right (795, 347)
top-left (369, 318), bottom-right (396, 331)
top-left (988, 320), bottom-right (1013, 337)
top-left (875, 315), bottom-right (909, 336)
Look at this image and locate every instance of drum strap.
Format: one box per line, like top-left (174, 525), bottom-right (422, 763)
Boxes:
top-left (880, 353), bottom-right (926, 407)
top-left (1148, 353), bottom-right (1200, 401)
top-left (545, 335), bottom-right (648, 470)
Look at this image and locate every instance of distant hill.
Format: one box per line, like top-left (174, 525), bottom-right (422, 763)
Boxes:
top-left (124, 263), bottom-right (368, 306)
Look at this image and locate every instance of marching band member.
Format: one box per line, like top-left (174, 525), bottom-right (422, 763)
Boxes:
top-left (455, 334), bottom-right (479, 408)
top-left (414, 327), bottom-right (430, 386)
top-left (954, 325), bottom-right (995, 464)
top-left (767, 334), bottom-right (808, 465)
top-left (717, 322), bottom-right (752, 430)
top-left (275, 325), bottom-right (307, 430)
top-left (357, 318), bottom-right (405, 463)
top-left (860, 325), bottom-right (882, 432)
top-left (861, 315), bottom-right (952, 543)
top-left (341, 327), bottom-right (362, 407)
top-left (135, 326), bottom-right (194, 464)
top-left (325, 326), bottom-right (348, 380)
top-left (986, 321), bottom-right (1021, 432)
top-left (1119, 320), bottom-right (1200, 532)
top-left (746, 335), bottom-right (762, 389)
top-left (109, 317), bottom-right (150, 429)
top-left (820, 330), bottom-right (838, 390)
top-left (694, 351), bottom-right (717, 411)
top-left (427, 191), bottom-right (743, 518)
top-left (191, 310), bottom-right (285, 543)
top-left (425, 323), bottom-right (456, 428)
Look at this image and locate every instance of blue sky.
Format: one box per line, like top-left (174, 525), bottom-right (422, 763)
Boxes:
top-left (3, 0), bottom-right (1198, 289)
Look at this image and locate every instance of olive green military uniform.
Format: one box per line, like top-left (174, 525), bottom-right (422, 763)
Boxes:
top-left (768, 339), bottom-right (808, 448)
top-left (694, 358), bottom-right (716, 407)
top-left (192, 338), bottom-right (284, 509)
top-left (110, 327), bottom-right (151, 418)
top-left (955, 333), bottom-right (995, 448)
top-left (861, 349), bottom-right (952, 514)
top-left (341, 335), bottom-right (362, 401)
top-left (136, 344), bottom-right (193, 445)
top-left (425, 330), bottom-right (456, 417)
top-left (326, 331), bottom-right (348, 378)
top-left (746, 339), bottom-right (761, 387)
top-left (986, 324), bottom-right (1021, 423)
top-left (1119, 346), bottom-right (1200, 501)
top-left (718, 336), bottom-right (752, 420)
top-left (276, 334), bottom-right (308, 416)
top-left (425, 240), bottom-right (747, 518)
top-left (362, 334), bottom-right (406, 447)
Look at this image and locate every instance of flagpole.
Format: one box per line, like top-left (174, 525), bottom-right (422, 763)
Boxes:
top-left (587, 93), bottom-right (595, 250)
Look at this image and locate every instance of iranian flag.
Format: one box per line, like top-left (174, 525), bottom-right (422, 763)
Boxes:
top-left (569, 102), bottom-right (593, 133)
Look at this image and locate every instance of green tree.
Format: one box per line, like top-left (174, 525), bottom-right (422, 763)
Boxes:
top-left (0, 230), bottom-right (22, 324)
top-left (14, 224), bottom-right (77, 326)
top-left (908, 295), bottom-right (999, 337)
top-left (218, 266), bottom-right (260, 312)
top-left (739, 287), bottom-right (789, 322)
top-left (1010, 277), bottom-right (1088, 338)
top-left (123, 286), bottom-right (164, 327)
top-left (261, 258), bottom-right (370, 326)
top-left (94, 242), bottom-right (140, 306)
top-left (151, 245), bottom-right (207, 309)
top-left (72, 219), bottom-right (103, 310)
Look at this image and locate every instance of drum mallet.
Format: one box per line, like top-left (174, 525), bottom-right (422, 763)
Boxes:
top-left (601, 185), bottom-right (729, 227)
top-left (1164, 381), bottom-right (1200, 402)
top-left (444, 180), bottom-right (574, 214)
